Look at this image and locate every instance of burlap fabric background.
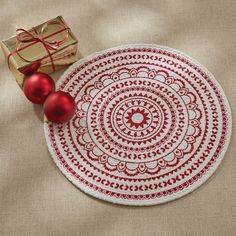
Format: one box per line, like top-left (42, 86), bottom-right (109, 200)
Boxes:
top-left (0, 0), bottom-right (235, 235)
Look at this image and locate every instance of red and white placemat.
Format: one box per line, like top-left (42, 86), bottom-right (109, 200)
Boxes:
top-left (44, 44), bottom-right (232, 205)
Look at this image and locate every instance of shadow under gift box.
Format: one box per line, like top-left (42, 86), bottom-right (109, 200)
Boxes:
top-left (0, 16), bottom-right (78, 87)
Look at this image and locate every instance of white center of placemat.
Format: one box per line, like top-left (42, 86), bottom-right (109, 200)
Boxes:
top-left (44, 44), bottom-right (232, 205)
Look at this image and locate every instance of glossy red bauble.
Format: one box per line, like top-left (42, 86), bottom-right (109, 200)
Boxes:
top-left (43, 91), bottom-right (76, 123)
top-left (23, 72), bottom-right (55, 104)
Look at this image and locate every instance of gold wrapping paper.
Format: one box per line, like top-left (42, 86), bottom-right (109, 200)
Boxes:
top-left (0, 16), bottom-right (78, 87)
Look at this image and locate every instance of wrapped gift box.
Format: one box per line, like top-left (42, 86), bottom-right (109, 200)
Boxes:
top-left (1, 16), bottom-right (78, 87)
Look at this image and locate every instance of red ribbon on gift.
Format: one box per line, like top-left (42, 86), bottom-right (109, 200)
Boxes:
top-left (7, 20), bottom-right (70, 73)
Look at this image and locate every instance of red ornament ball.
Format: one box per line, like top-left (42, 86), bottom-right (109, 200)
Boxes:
top-left (23, 72), bottom-right (55, 104)
top-left (43, 91), bottom-right (76, 123)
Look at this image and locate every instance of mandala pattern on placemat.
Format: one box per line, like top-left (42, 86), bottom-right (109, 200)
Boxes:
top-left (44, 44), bottom-right (231, 205)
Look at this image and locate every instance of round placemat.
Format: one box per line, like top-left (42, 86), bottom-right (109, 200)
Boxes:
top-left (44, 44), bottom-right (232, 205)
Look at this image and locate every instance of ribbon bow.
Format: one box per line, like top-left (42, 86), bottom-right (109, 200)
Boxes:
top-left (8, 20), bottom-right (69, 73)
